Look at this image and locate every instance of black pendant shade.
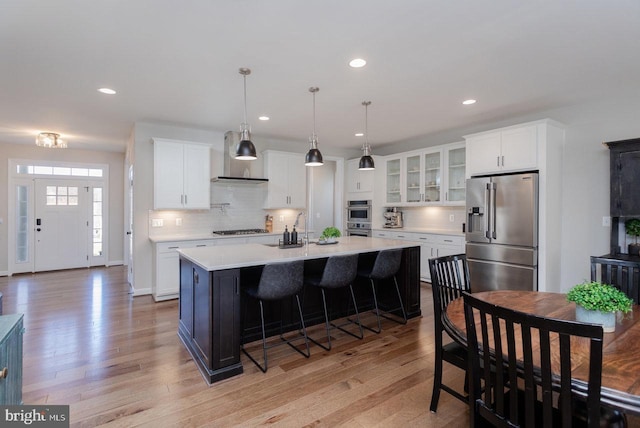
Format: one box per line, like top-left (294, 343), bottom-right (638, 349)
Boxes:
top-left (305, 145), bottom-right (323, 166)
top-left (236, 139), bottom-right (257, 160)
top-left (358, 154), bottom-right (375, 170)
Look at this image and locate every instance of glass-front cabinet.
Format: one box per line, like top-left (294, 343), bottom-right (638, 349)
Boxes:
top-left (404, 149), bottom-right (442, 205)
top-left (384, 142), bottom-right (465, 207)
top-left (386, 157), bottom-right (402, 204)
top-left (423, 150), bottom-right (442, 203)
top-left (445, 143), bottom-right (466, 205)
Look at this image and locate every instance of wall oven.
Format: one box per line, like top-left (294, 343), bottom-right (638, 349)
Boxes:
top-left (347, 200), bottom-right (372, 223)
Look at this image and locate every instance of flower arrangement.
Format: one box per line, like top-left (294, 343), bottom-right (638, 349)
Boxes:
top-left (566, 281), bottom-right (633, 314)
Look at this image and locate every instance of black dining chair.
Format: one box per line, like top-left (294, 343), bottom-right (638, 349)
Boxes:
top-left (428, 254), bottom-right (471, 412)
top-left (356, 249), bottom-right (407, 334)
top-left (240, 260), bottom-right (310, 372)
top-left (463, 292), bottom-right (626, 428)
top-left (591, 255), bottom-right (640, 304)
top-left (303, 254), bottom-right (363, 350)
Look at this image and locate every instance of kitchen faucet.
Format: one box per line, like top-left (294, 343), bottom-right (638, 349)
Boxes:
top-left (294, 211), bottom-right (309, 244)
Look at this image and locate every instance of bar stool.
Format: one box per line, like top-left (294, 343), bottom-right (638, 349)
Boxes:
top-left (356, 249), bottom-right (407, 333)
top-left (241, 260), bottom-right (310, 372)
top-left (303, 254), bottom-right (363, 350)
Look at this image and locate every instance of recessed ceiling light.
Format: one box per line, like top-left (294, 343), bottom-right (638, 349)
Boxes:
top-left (462, 99), bottom-right (476, 105)
top-left (355, 133), bottom-right (364, 137)
top-left (258, 116), bottom-right (270, 121)
top-left (98, 88), bottom-right (116, 95)
top-left (349, 58), bottom-right (367, 68)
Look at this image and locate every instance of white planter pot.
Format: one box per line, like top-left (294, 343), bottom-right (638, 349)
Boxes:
top-left (575, 305), bottom-right (616, 333)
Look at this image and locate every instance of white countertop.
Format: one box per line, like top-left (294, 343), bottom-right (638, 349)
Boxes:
top-left (149, 232), bottom-right (282, 243)
top-left (177, 236), bottom-right (419, 271)
top-left (373, 227), bottom-right (464, 236)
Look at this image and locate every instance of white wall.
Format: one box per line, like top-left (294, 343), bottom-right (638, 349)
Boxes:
top-left (0, 141), bottom-right (125, 273)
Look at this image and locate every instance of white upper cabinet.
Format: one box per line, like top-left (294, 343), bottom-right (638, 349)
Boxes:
top-left (153, 138), bottom-right (210, 210)
top-left (346, 158), bottom-right (374, 199)
top-left (263, 150), bottom-right (307, 209)
top-left (383, 142), bottom-right (465, 207)
top-left (385, 156), bottom-right (402, 205)
top-left (465, 124), bottom-right (538, 176)
top-left (404, 148), bottom-right (443, 205)
top-left (444, 142), bottom-right (466, 205)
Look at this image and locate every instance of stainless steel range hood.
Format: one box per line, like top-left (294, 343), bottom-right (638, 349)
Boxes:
top-left (211, 131), bottom-right (268, 183)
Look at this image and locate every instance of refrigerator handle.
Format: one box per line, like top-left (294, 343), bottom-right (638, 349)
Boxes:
top-left (490, 182), bottom-right (497, 239)
top-left (484, 184), bottom-right (491, 239)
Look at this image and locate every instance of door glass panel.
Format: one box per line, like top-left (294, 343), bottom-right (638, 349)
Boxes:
top-left (448, 147), bottom-right (466, 202)
top-left (15, 184), bottom-right (29, 263)
top-left (424, 152), bottom-right (441, 202)
top-left (405, 155), bottom-right (421, 203)
top-left (93, 188), bottom-right (103, 256)
top-left (386, 159), bottom-right (401, 203)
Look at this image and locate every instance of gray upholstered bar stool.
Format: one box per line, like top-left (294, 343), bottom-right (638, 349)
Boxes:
top-left (356, 248), bottom-right (407, 333)
top-left (241, 260), bottom-right (310, 372)
top-left (303, 254), bottom-right (363, 350)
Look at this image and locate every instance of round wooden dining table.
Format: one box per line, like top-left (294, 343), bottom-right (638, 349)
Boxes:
top-left (444, 290), bottom-right (640, 416)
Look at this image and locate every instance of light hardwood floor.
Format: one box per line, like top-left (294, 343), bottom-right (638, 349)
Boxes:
top-left (1, 266), bottom-right (471, 427)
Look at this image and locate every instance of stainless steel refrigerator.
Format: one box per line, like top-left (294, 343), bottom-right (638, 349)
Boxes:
top-left (465, 172), bottom-right (538, 292)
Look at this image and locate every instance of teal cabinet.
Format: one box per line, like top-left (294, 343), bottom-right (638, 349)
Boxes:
top-left (0, 314), bottom-right (24, 404)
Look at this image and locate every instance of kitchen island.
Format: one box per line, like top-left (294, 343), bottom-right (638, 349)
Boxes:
top-left (177, 236), bottom-right (421, 384)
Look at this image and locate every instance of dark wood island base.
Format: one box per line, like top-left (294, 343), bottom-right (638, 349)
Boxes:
top-left (178, 244), bottom-right (421, 385)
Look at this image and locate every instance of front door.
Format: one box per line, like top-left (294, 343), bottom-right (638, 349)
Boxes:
top-left (34, 179), bottom-right (89, 271)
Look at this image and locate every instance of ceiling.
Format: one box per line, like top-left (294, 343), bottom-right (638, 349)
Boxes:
top-left (2, 1), bottom-right (639, 153)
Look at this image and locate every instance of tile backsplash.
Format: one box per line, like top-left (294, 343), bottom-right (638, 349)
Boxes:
top-left (148, 182), bottom-right (268, 237)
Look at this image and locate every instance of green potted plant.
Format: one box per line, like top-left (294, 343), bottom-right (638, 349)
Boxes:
top-left (625, 218), bottom-right (640, 256)
top-left (566, 281), bottom-right (633, 332)
top-left (320, 226), bottom-right (341, 243)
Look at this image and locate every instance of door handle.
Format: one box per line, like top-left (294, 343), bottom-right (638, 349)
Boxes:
top-left (490, 183), bottom-right (497, 239)
top-left (484, 185), bottom-right (491, 239)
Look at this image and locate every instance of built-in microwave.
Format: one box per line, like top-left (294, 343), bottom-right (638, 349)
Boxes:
top-left (347, 200), bottom-right (372, 223)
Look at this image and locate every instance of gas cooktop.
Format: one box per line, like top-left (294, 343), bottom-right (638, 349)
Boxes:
top-left (212, 228), bottom-right (270, 236)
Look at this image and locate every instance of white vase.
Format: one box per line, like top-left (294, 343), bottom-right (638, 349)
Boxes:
top-left (575, 305), bottom-right (616, 333)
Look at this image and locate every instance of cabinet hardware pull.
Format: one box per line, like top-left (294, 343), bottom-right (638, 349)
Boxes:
top-left (184, 194), bottom-right (188, 205)
top-left (497, 156), bottom-right (500, 167)
top-left (0, 367), bottom-right (7, 379)
top-left (168, 246), bottom-right (179, 249)
top-left (501, 155), bottom-right (504, 167)
top-left (444, 239), bottom-right (453, 242)
top-left (196, 245), bottom-right (206, 247)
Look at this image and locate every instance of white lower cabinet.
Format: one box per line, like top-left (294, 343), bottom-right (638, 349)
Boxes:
top-left (373, 230), bottom-right (464, 281)
top-left (153, 240), bottom-right (213, 301)
top-left (153, 235), bottom-right (283, 301)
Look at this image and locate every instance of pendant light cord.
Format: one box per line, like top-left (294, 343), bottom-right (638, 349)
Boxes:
top-left (243, 74), bottom-right (248, 125)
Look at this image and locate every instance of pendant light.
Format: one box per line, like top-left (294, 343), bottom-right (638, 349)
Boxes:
top-left (358, 101), bottom-right (375, 170)
top-left (235, 68), bottom-right (257, 160)
top-left (305, 87), bottom-right (323, 166)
